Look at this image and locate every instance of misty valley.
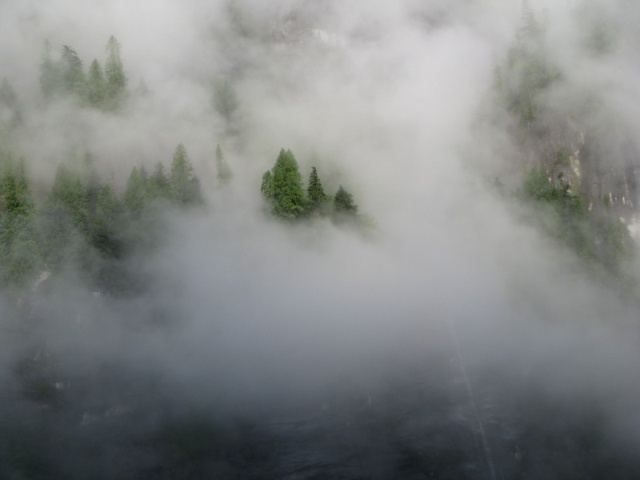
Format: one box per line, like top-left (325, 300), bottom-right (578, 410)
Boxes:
top-left (2, 1), bottom-right (640, 479)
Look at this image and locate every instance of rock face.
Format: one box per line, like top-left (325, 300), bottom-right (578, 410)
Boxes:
top-left (576, 129), bottom-right (640, 220)
top-left (534, 122), bottom-right (639, 221)
top-left (492, 6), bottom-right (640, 233)
top-left (268, 2), bottom-right (346, 48)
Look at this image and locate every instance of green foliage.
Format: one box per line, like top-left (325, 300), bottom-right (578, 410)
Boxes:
top-left (150, 162), bottom-right (172, 199)
top-left (60, 46), bottom-right (86, 98)
top-left (261, 171), bottom-right (273, 199)
top-left (170, 144), bottom-right (203, 205)
top-left (260, 151), bottom-right (366, 227)
top-left (0, 142), bottom-right (205, 291)
top-left (494, 5), bottom-right (560, 125)
top-left (0, 158), bottom-right (41, 286)
top-left (49, 164), bottom-right (90, 233)
top-left (89, 185), bottom-right (123, 257)
top-left (86, 59), bottom-right (106, 108)
top-left (38, 36), bottom-right (128, 110)
top-left (333, 185), bottom-right (358, 215)
top-left (2, 159), bottom-right (34, 216)
top-left (36, 164), bottom-right (92, 271)
top-left (105, 35), bottom-right (127, 108)
top-left (261, 149), bottom-right (307, 220)
top-left (555, 151), bottom-right (571, 167)
top-left (522, 167), bottom-right (633, 283)
top-left (124, 167), bottom-right (148, 216)
top-left (306, 166), bottom-right (328, 215)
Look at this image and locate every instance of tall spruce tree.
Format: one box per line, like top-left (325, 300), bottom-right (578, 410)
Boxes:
top-left (333, 185), bottom-right (358, 216)
top-left (306, 166), bottom-right (328, 215)
top-left (87, 59), bottom-right (106, 108)
top-left (60, 45), bottom-right (86, 98)
top-left (90, 184), bottom-right (123, 258)
top-left (0, 158), bottom-right (41, 286)
top-left (105, 35), bottom-right (127, 108)
top-left (124, 167), bottom-right (148, 216)
top-left (170, 144), bottom-right (202, 205)
top-left (262, 149), bottom-right (306, 219)
top-left (150, 162), bottom-right (171, 199)
top-left (261, 171), bottom-right (273, 198)
top-left (49, 164), bottom-right (89, 233)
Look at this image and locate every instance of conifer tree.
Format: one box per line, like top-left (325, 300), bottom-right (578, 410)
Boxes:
top-left (105, 35), bottom-right (127, 108)
top-left (333, 185), bottom-right (358, 216)
top-left (90, 184), bottom-right (123, 257)
top-left (0, 158), bottom-right (42, 285)
top-left (1, 158), bottom-right (35, 220)
top-left (60, 45), bottom-right (86, 98)
top-left (261, 171), bottom-right (273, 198)
top-left (262, 149), bottom-right (306, 219)
top-left (87, 59), bottom-right (106, 108)
top-left (124, 167), bottom-right (148, 216)
top-left (170, 144), bottom-right (202, 205)
top-left (498, 4), bottom-right (558, 125)
top-left (306, 166), bottom-right (328, 215)
top-left (49, 164), bottom-right (89, 232)
top-left (150, 162), bottom-right (171, 199)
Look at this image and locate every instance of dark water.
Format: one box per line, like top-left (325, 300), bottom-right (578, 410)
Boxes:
top-left (2, 336), bottom-right (639, 480)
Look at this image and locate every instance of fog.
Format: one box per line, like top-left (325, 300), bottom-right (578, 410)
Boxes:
top-left (2, 0), bottom-right (640, 478)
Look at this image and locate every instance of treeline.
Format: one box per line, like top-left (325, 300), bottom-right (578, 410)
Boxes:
top-left (0, 144), bottom-right (202, 292)
top-left (40, 36), bottom-right (127, 110)
top-left (261, 148), bottom-right (359, 223)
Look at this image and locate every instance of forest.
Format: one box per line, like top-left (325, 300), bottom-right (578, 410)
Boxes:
top-left (1, 1), bottom-right (640, 479)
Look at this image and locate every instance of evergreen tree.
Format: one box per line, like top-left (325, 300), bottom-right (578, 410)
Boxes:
top-left (87, 59), bottom-right (106, 108)
top-left (497, 4), bottom-right (559, 125)
top-left (215, 144), bottom-right (233, 183)
top-left (1, 158), bottom-right (34, 219)
top-left (90, 184), bottom-right (123, 258)
top-left (38, 201), bottom-right (82, 271)
top-left (124, 167), bottom-right (148, 216)
top-left (105, 35), bottom-right (127, 108)
top-left (60, 45), bottom-right (86, 98)
top-left (150, 162), bottom-right (171, 199)
top-left (306, 166), bottom-right (328, 215)
top-left (261, 170), bottom-right (273, 198)
top-left (0, 158), bottom-right (41, 286)
top-left (333, 185), bottom-right (358, 216)
top-left (170, 144), bottom-right (202, 205)
top-left (48, 164), bottom-right (90, 235)
top-left (262, 149), bottom-right (307, 220)
top-left (43, 158), bottom-right (106, 275)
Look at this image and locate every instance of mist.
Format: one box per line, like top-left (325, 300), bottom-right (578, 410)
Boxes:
top-left (2, 0), bottom-right (640, 478)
